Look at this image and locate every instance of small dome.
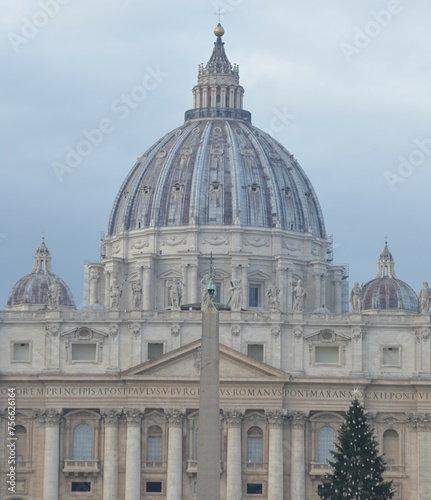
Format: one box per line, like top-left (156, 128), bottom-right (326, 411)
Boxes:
top-left (7, 238), bottom-right (75, 310)
top-left (361, 243), bottom-right (418, 312)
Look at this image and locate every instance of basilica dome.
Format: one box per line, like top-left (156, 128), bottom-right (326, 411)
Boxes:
top-left (361, 243), bottom-right (418, 312)
top-left (108, 26), bottom-right (325, 239)
top-left (7, 238), bottom-right (75, 310)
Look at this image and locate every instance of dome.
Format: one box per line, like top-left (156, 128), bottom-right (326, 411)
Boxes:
top-left (361, 243), bottom-right (418, 312)
top-left (108, 26), bottom-right (325, 239)
top-left (7, 238), bottom-right (76, 310)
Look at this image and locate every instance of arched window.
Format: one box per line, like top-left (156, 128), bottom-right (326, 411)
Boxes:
top-left (15, 425), bottom-right (27, 462)
top-left (383, 429), bottom-right (399, 465)
top-left (247, 427), bottom-right (263, 464)
top-left (72, 424), bottom-right (92, 460)
top-left (318, 426), bottom-right (336, 463)
top-left (147, 425), bottom-right (163, 463)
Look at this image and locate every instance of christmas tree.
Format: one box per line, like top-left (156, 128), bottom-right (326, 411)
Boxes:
top-left (317, 397), bottom-right (394, 500)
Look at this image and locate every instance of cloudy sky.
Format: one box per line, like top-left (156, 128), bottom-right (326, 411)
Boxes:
top-left (1, 0), bottom-right (430, 308)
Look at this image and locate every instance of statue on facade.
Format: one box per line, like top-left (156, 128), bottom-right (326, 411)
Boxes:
top-left (131, 281), bottom-right (142, 309)
top-left (169, 279), bottom-right (182, 310)
top-left (293, 280), bottom-right (306, 312)
top-left (201, 274), bottom-right (209, 309)
top-left (109, 278), bottom-right (121, 309)
top-left (227, 279), bottom-right (242, 311)
top-left (418, 282), bottom-right (431, 314)
top-left (48, 279), bottom-right (61, 308)
top-left (350, 282), bottom-right (363, 312)
top-left (265, 283), bottom-right (280, 310)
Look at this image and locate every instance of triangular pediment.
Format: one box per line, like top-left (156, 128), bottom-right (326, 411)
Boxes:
top-left (304, 328), bottom-right (351, 342)
top-left (123, 340), bottom-right (289, 381)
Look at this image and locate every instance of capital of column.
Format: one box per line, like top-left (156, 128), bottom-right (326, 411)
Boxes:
top-left (407, 413), bottom-right (431, 431)
top-left (33, 408), bottom-right (62, 427)
top-left (164, 408), bottom-right (185, 427)
top-left (288, 411), bottom-right (308, 428)
top-left (265, 409), bottom-right (287, 429)
top-left (223, 409), bottom-right (244, 427)
top-left (124, 408), bottom-right (145, 426)
top-left (101, 409), bottom-right (122, 427)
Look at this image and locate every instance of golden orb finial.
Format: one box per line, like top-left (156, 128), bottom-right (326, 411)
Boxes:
top-left (214, 23), bottom-right (225, 38)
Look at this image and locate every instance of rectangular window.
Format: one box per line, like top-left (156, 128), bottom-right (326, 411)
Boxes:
top-left (382, 346), bottom-right (400, 367)
top-left (249, 284), bottom-right (261, 307)
top-left (13, 343), bottom-right (30, 362)
top-left (71, 343), bottom-right (97, 362)
top-left (247, 483), bottom-right (263, 494)
top-left (146, 481), bottom-right (162, 493)
top-left (71, 481), bottom-right (91, 492)
top-left (148, 343), bottom-right (164, 360)
top-left (247, 344), bottom-right (264, 362)
top-left (215, 282), bottom-right (222, 303)
top-left (315, 346), bottom-right (339, 364)
top-left (147, 436), bottom-right (162, 462)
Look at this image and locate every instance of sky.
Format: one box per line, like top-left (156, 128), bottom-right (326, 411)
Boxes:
top-left (1, 0), bottom-right (430, 309)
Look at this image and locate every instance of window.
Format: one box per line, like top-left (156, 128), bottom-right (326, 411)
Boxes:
top-left (249, 284), bottom-right (261, 307)
top-left (247, 483), bottom-right (263, 494)
top-left (71, 343), bottom-right (97, 362)
top-left (382, 347), bottom-right (400, 367)
top-left (147, 426), bottom-right (163, 463)
top-left (315, 346), bottom-right (339, 364)
top-left (71, 482), bottom-right (91, 492)
top-left (317, 426), bottom-right (336, 463)
top-left (146, 481), bottom-right (162, 493)
top-left (215, 282), bottom-right (222, 303)
top-left (247, 344), bottom-right (264, 362)
top-left (148, 343), bottom-right (164, 360)
top-left (15, 425), bottom-right (27, 461)
top-left (72, 424), bottom-right (92, 460)
top-left (383, 429), bottom-right (399, 465)
top-left (13, 343), bottom-right (30, 362)
top-left (247, 427), bottom-right (263, 464)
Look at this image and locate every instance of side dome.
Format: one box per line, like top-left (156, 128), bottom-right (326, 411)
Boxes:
top-left (108, 26), bottom-right (325, 238)
top-left (7, 238), bottom-right (76, 310)
top-left (361, 243), bottom-right (418, 312)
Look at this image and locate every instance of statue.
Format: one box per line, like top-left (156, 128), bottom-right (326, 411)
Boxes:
top-left (293, 280), bottom-right (306, 312)
top-left (350, 282), bottom-right (363, 312)
top-left (131, 281), bottom-right (142, 309)
top-left (201, 274), bottom-right (209, 310)
top-left (265, 284), bottom-right (280, 310)
top-left (228, 279), bottom-right (242, 311)
top-left (109, 279), bottom-right (121, 309)
top-left (169, 279), bottom-right (182, 310)
top-left (48, 280), bottom-right (61, 308)
top-left (419, 282), bottom-right (431, 314)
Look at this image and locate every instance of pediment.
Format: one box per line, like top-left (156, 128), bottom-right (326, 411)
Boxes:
top-left (60, 326), bottom-right (108, 340)
top-left (304, 328), bottom-right (350, 343)
top-left (123, 340), bottom-right (289, 381)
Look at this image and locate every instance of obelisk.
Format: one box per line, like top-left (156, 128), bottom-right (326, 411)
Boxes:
top-left (196, 254), bottom-right (220, 500)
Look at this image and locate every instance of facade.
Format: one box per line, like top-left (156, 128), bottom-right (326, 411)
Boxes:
top-left (1, 24), bottom-right (431, 500)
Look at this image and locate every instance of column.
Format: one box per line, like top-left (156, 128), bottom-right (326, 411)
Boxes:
top-left (165, 408), bottom-right (185, 500)
top-left (220, 86), bottom-right (226, 107)
top-left (408, 414), bottom-right (431, 499)
top-left (229, 88), bottom-right (235, 108)
top-left (223, 410), bottom-right (243, 500)
top-left (289, 411), bottom-right (307, 500)
top-left (333, 274), bottom-right (342, 314)
top-left (89, 266), bottom-right (100, 306)
top-left (124, 409), bottom-right (144, 500)
top-left (101, 409), bottom-right (122, 500)
top-left (189, 264), bottom-right (198, 304)
top-left (266, 410), bottom-right (286, 500)
top-left (143, 265), bottom-right (152, 311)
top-left (313, 272), bottom-right (321, 309)
top-left (241, 264), bottom-right (248, 308)
top-left (320, 273), bottom-right (326, 308)
top-left (34, 409), bottom-right (62, 500)
top-left (104, 270), bottom-right (111, 309)
top-left (287, 268), bottom-right (293, 312)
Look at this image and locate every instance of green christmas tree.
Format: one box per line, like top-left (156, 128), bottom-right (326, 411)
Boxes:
top-left (318, 397), bottom-right (394, 500)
